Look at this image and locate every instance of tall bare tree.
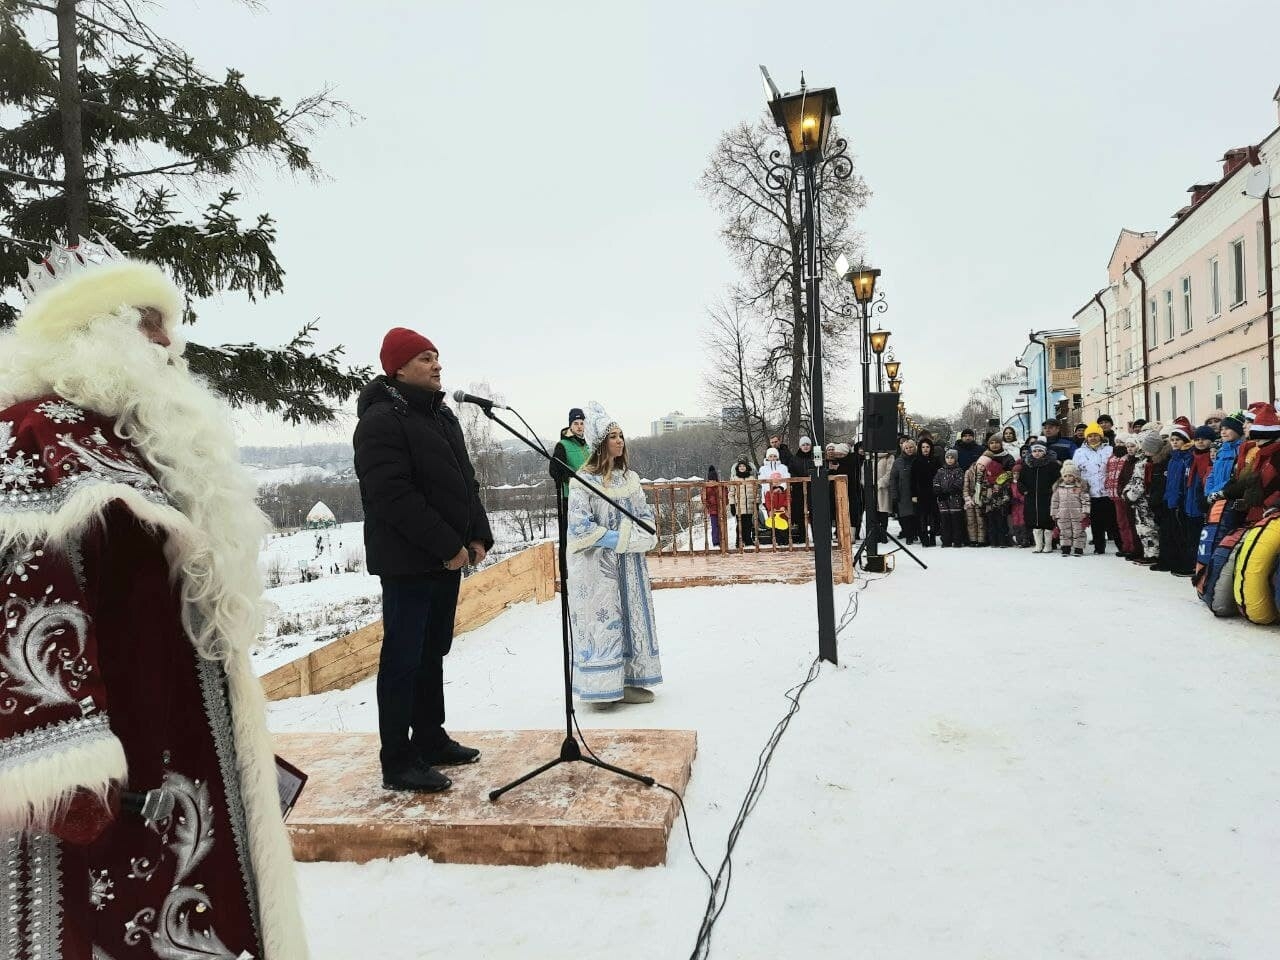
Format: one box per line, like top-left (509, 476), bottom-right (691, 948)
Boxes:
top-left (700, 114), bottom-right (870, 441)
top-left (699, 300), bottom-right (783, 468)
top-left (455, 381), bottom-right (505, 507)
top-left (955, 366), bottom-right (1014, 435)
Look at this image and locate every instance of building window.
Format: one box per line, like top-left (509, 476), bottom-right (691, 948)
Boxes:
top-left (1054, 344), bottom-right (1080, 369)
top-left (1171, 385), bottom-right (1178, 419)
top-left (1122, 307), bottom-right (1132, 330)
top-left (1124, 348), bottom-right (1133, 373)
top-left (1209, 257), bottom-right (1221, 316)
top-left (1240, 366), bottom-right (1249, 408)
top-left (1154, 391), bottom-right (1161, 420)
top-left (1231, 238), bottom-right (1246, 305)
top-left (1260, 221), bottom-right (1268, 295)
top-left (1214, 373), bottom-right (1223, 410)
top-left (1181, 276), bottom-right (1192, 333)
top-left (1164, 290), bottom-right (1174, 341)
top-left (1188, 380), bottom-right (1195, 422)
top-left (1148, 298), bottom-right (1158, 347)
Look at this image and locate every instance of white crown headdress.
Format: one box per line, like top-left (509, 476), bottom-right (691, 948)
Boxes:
top-left (16, 235), bottom-right (129, 303)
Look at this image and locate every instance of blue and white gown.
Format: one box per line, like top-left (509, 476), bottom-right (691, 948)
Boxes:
top-left (566, 469), bottom-right (662, 701)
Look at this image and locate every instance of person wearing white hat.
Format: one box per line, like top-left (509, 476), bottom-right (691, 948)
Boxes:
top-left (0, 239), bottom-right (306, 959)
top-left (566, 402), bottom-right (662, 707)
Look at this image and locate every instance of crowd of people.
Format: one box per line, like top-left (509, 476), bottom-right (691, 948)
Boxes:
top-left (695, 406), bottom-right (1272, 589)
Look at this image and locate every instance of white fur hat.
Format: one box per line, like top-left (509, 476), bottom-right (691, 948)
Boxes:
top-left (584, 401), bottom-right (620, 449)
top-left (765, 446), bottom-right (780, 459)
top-left (15, 239), bottom-right (183, 343)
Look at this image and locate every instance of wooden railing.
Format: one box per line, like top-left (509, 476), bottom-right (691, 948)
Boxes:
top-left (641, 475), bottom-right (854, 583)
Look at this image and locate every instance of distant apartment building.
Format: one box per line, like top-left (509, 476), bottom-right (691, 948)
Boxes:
top-left (649, 410), bottom-right (719, 436)
top-left (1019, 328), bottom-right (1082, 429)
top-left (1076, 88), bottom-right (1280, 427)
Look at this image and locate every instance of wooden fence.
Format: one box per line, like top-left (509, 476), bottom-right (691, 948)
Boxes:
top-left (259, 540), bottom-right (557, 701)
top-left (642, 475), bottom-right (854, 584)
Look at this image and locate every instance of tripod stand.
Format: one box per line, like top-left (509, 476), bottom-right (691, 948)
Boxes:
top-left (853, 452), bottom-right (928, 572)
top-left (479, 406), bottom-right (656, 802)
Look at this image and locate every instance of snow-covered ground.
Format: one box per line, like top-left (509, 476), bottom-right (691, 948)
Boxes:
top-left (268, 547), bottom-right (1280, 959)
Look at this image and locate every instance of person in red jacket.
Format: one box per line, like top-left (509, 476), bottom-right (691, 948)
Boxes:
top-left (1223, 402), bottom-right (1280, 522)
top-left (703, 465), bottom-right (724, 547)
top-left (0, 241), bottom-right (306, 959)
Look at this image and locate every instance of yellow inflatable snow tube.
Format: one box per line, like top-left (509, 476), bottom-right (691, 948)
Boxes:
top-left (1233, 517), bottom-right (1280, 624)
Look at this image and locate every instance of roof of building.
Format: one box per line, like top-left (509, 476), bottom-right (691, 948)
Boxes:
top-left (306, 501), bottom-right (336, 523)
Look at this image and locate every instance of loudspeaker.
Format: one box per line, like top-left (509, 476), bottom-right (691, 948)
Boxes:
top-left (865, 392), bottom-right (900, 452)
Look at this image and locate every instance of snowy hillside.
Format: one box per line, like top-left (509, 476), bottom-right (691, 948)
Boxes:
top-left (253, 514), bottom-right (555, 675)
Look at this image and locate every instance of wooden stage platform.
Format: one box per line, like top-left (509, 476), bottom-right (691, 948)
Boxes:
top-left (648, 549), bottom-right (824, 589)
top-left (276, 729), bottom-right (697, 869)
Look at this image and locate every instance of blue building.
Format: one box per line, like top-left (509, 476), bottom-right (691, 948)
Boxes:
top-left (1019, 328), bottom-right (1082, 430)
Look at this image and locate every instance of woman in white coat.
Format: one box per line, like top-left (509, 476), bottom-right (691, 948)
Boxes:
top-left (567, 402), bottom-right (661, 707)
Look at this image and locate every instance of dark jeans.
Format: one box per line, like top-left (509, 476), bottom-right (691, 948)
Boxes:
top-left (1089, 496), bottom-right (1117, 552)
top-left (377, 571), bottom-right (461, 774)
top-left (737, 514), bottom-right (755, 547)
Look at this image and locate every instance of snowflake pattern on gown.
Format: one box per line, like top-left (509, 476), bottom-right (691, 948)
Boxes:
top-left (566, 469), bottom-right (661, 701)
top-left (34, 400), bottom-right (86, 425)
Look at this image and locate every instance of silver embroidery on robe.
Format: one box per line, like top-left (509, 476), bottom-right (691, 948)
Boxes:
top-left (0, 594), bottom-right (91, 715)
top-left (121, 769), bottom-right (254, 960)
top-left (33, 402), bottom-right (85, 426)
top-left (196, 658), bottom-right (261, 941)
top-left (1, 833), bottom-right (19, 960)
top-left (24, 834), bottom-right (60, 960)
top-left (0, 714), bottom-right (114, 773)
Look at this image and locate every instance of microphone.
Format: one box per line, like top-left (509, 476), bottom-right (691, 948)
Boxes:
top-left (451, 389), bottom-right (510, 411)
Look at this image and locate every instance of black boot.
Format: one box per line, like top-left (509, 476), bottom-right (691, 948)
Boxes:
top-left (420, 738), bottom-right (481, 767)
top-left (1061, 546), bottom-right (1070, 556)
top-left (383, 761), bottom-right (452, 793)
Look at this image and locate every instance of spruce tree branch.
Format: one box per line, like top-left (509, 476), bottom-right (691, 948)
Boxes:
top-left (0, 167), bottom-right (64, 186)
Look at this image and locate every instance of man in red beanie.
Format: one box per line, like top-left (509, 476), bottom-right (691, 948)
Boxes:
top-left (353, 328), bottom-right (494, 792)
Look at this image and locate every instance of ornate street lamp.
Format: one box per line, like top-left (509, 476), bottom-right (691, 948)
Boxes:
top-left (868, 328), bottom-right (891, 356)
top-left (889, 378), bottom-right (902, 392)
top-left (884, 359), bottom-right (901, 380)
top-left (763, 68), bottom-right (852, 665)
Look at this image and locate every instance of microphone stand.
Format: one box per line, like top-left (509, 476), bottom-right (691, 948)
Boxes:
top-left (475, 404), bottom-right (657, 802)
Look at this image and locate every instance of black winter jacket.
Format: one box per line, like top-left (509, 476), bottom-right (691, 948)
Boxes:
top-left (1017, 452), bottom-right (1061, 528)
top-left (353, 377), bottom-right (494, 576)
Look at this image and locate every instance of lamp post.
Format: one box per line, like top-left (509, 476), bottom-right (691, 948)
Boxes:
top-left (869, 327), bottom-right (891, 391)
top-left (763, 70), bottom-right (849, 665)
top-left (835, 255), bottom-right (889, 571)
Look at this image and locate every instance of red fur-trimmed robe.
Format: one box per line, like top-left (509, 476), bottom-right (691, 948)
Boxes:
top-left (1, 396), bottom-right (303, 960)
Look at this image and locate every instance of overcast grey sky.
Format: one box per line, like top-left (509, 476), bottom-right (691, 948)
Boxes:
top-left (147, 0), bottom-right (1278, 449)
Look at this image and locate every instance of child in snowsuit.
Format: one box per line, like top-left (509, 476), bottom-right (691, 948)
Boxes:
top-left (962, 454), bottom-right (988, 546)
top-left (933, 448), bottom-right (967, 547)
top-left (1050, 459), bottom-right (1091, 556)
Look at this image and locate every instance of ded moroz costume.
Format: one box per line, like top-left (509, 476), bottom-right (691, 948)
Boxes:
top-left (0, 239), bottom-right (306, 960)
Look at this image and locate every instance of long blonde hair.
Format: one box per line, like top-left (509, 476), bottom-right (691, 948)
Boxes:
top-left (582, 427), bottom-right (629, 484)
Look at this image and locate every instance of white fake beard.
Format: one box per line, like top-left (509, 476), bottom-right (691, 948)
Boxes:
top-left (0, 310), bottom-right (268, 661)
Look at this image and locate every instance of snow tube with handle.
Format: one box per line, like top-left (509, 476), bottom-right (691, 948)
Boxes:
top-left (1233, 517), bottom-right (1280, 624)
top-left (1199, 520), bottom-right (1244, 607)
top-left (1209, 534), bottom-right (1244, 617)
top-left (1196, 499), bottom-right (1225, 569)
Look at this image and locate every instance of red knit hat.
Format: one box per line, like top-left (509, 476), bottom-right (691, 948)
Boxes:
top-left (380, 327), bottom-right (437, 376)
top-left (1169, 417), bottom-right (1193, 442)
top-left (1249, 402), bottom-right (1280, 437)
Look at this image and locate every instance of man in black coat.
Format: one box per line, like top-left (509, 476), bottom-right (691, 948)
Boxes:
top-left (954, 428), bottom-right (983, 469)
top-left (353, 327), bottom-right (494, 793)
top-left (1043, 417), bottom-right (1077, 464)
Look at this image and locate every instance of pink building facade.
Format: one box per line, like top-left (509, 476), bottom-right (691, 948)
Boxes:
top-left (1077, 89), bottom-right (1280, 428)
